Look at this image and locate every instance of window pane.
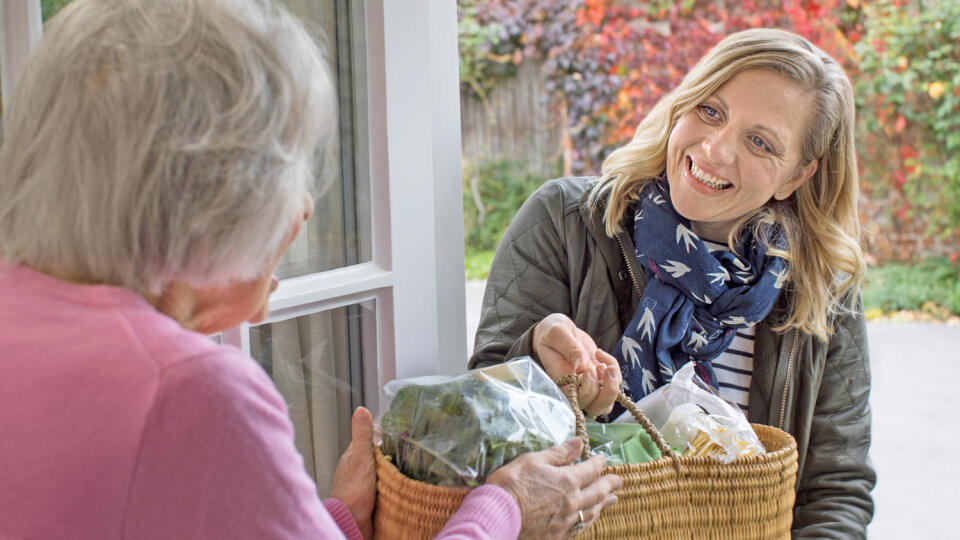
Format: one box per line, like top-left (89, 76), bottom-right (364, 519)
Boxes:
top-left (274, 0), bottom-right (371, 279)
top-left (41, 0), bottom-right (73, 21)
top-left (248, 301), bottom-right (373, 497)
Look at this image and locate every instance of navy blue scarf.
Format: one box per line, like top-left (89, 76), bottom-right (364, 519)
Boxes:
top-left (610, 180), bottom-right (788, 416)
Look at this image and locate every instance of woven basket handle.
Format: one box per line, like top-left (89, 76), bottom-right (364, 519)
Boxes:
top-left (556, 374), bottom-right (680, 470)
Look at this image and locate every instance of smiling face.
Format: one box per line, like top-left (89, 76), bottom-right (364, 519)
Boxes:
top-left (665, 68), bottom-right (819, 241)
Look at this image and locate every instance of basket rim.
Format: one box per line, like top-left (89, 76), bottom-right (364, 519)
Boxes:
top-left (376, 423), bottom-right (797, 489)
top-left (375, 446), bottom-right (473, 496)
top-left (588, 423), bottom-right (799, 475)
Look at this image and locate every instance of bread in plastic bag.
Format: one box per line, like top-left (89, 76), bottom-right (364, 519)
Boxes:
top-left (378, 357), bottom-right (575, 486)
top-left (660, 402), bottom-right (765, 463)
top-left (612, 361), bottom-right (764, 464)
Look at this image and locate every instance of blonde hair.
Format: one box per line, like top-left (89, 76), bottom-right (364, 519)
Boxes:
top-left (0, 0), bottom-right (335, 295)
top-left (588, 28), bottom-right (864, 341)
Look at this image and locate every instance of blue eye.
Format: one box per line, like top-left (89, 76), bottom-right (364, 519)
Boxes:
top-left (699, 105), bottom-right (721, 120)
top-left (750, 135), bottom-right (773, 153)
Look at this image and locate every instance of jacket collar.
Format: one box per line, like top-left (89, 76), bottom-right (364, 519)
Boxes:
top-left (578, 179), bottom-right (648, 291)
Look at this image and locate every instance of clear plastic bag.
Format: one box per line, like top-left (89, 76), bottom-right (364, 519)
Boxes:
top-left (660, 402), bottom-right (765, 463)
top-left (586, 419), bottom-right (663, 466)
top-left (613, 362), bottom-right (765, 464)
top-left (378, 357), bottom-right (575, 486)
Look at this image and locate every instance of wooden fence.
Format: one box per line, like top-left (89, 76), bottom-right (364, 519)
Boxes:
top-left (459, 60), bottom-right (563, 179)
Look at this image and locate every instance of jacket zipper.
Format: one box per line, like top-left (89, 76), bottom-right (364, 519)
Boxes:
top-left (616, 235), bottom-right (644, 298)
top-left (778, 330), bottom-right (800, 429)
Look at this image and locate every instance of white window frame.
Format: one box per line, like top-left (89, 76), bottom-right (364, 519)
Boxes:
top-left (1, 0), bottom-right (42, 112)
top-left (2, 0), bottom-right (468, 416)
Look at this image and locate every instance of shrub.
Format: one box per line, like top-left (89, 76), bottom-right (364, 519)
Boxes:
top-left (862, 257), bottom-right (960, 315)
top-left (854, 0), bottom-right (960, 247)
top-left (462, 158), bottom-right (555, 253)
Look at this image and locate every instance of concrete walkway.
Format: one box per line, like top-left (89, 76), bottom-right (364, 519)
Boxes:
top-left (465, 279), bottom-right (960, 538)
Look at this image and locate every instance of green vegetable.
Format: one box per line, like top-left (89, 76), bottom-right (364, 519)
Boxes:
top-left (380, 359), bottom-right (574, 486)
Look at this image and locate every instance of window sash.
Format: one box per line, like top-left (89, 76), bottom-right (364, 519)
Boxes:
top-left (239, 0), bottom-right (468, 394)
top-left (0, 0), bottom-right (42, 112)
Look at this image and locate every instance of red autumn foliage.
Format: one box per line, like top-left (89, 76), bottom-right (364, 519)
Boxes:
top-left (460, 0), bottom-right (959, 263)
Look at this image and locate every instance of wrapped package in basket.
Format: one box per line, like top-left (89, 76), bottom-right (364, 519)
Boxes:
top-left (614, 360), bottom-right (766, 464)
top-left (377, 357), bottom-right (574, 486)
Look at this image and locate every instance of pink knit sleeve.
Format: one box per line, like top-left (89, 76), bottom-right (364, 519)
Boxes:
top-left (324, 498), bottom-right (363, 540)
top-left (433, 485), bottom-right (522, 539)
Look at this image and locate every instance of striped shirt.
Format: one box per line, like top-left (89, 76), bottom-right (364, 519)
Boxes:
top-left (703, 240), bottom-right (755, 411)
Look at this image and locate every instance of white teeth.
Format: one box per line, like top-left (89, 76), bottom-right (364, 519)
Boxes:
top-left (689, 158), bottom-right (731, 190)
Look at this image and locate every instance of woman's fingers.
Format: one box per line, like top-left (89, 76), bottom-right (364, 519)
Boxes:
top-left (562, 461), bottom-right (621, 537)
top-left (576, 367), bottom-right (600, 412)
top-left (350, 406), bottom-right (375, 447)
top-left (566, 454), bottom-right (610, 488)
top-left (583, 350), bottom-right (622, 417)
top-left (595, 349), bottom-right (622, 384)
top-left (540, 438), bottom-right (585, 467)
top-left (571, 328), bottom-right (600, 408)
top-left (576, 472), bottom-right (622, 511)
top-left (568, 495), bottom-right (615, 537)
top-left (533, 314), bottom-right (625, 417)
top-left (573, 328), bottom-right (599, 367)
top-left (535, 315), bottom-right (588, 373)
top-left (489, 442), bottom-right (622, 540)
top-left (583, 375), bottom-right (616, 417)
top-left (329, 407), bottom-right (377, 539)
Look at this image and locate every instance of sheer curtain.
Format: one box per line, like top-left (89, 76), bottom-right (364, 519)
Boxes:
top-left (250, 312), bottom-right (353, 498)
top-left (248, 0), bottom-right (368, 498)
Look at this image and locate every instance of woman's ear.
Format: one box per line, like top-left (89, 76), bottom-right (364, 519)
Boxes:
top-left (148, 280), bottom-right (198, 328)
top-left (778, 158), bottom-right (818, 200)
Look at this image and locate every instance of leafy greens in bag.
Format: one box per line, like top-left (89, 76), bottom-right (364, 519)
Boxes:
top-left (379, 358), bottom-right (575, 486)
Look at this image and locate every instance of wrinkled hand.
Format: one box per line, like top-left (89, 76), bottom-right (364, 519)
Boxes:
top-left (330, 407), bottom-right (376, 540)
top-left (487, 439), bottom-right (621, 539)
top-left (533, 314), bottom-right (622, 417)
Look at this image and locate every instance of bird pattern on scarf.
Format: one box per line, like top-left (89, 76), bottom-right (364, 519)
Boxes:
top-left (608, 180), bottom-right (789, 419)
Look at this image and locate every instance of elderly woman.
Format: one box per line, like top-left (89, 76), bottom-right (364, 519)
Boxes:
top-left (471, 28), bottom-right (875, 537)
top-left (0, 0), bottom-right (620, 538)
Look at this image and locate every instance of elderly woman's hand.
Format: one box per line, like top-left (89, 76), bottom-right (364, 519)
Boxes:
top-left (330, 407), bottom-right (376, 540)
top-left (487, 438), bottom-right (621, 539)
top-left (533, 314), bottom-right (622, 417)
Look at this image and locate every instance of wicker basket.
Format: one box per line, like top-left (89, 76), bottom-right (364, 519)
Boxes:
top-left (374, 377), bottom-right (798, 540)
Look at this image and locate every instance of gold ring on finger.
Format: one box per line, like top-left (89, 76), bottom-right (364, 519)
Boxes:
top-left (569, 509), bottom-right (587, 534)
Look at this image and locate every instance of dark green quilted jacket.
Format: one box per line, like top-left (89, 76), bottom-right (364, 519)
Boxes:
top-left (469, 177), bottom-right (875, 538)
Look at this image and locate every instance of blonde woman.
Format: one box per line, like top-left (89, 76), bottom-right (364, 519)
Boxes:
top-left (471, 28), bottom-right (875, 537)
top-left (0, 0), bottom-right (621, 538)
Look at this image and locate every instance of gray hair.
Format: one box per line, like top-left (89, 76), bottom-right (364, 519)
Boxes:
top-left (0, 0), bottom-right (335, 295)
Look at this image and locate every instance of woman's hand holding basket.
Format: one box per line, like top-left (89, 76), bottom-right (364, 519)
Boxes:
top-left (487, 438), bottom-right (622, 538)
top-left (533, 314), bottom-right (623, 418)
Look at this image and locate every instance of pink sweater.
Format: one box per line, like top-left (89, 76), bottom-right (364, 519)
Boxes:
top-left (0, 263), bottom-right (521, 539)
